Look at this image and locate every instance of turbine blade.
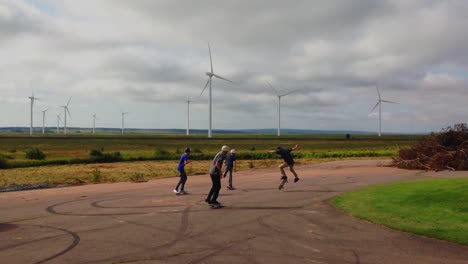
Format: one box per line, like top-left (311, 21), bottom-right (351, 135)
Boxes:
top-left (208, 43), bottom-right (213, 73)
top-left (266, 81), bottom-right (279, 95)
top-left (213, 73), bottom-right (234, 83)
top-left (370, 101), bottom-right (380, 113)
top-left (66, 97), bottom-right (72, 107)
top-left (376, 87), bottom-right (381, 100)
top-left (66, 108), bottom-right (72, 119)
top-left (199, 77), bottom-right (210, 97)
top-left (281, 89), bottom-right (301, 97)
top-left (381, 100), bottom-right (399, 104)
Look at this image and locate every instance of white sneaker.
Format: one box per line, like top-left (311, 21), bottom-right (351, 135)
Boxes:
top-left (179, 190), bottom-right (186, 195)
top-left (173, 189), bottom-right (179, 194)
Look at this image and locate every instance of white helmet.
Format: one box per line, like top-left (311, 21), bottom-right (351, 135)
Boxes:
top-left (230, 149), bottom-right (236, 154)
top-left (221, 145), bottom-right (230, 152)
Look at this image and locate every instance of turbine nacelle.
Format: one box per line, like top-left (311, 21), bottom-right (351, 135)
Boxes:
top-left (206, 72), bottom-right (214, 77)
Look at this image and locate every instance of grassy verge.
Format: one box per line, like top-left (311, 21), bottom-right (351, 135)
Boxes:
top-left (0, 149), bottom-right (396, 169)
top-left (332, 178), bottom-right (468, 245)
top-left (0, 158), bottom-right (334, 187)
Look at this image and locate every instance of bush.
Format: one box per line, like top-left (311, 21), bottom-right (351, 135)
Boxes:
top-left (393, 123), bottom-right (468, 171)
top-left (25, 148), bottom-right (46, 160)
top-left (129, 173), bottom-right (146, 182)
top-left (192, 148), bottom-right (203, 153)
top-left (154, 149), bottom-right (170, 156)
top-left (89, 149), bottom-right (103, 157)
top-left (0, 158), bottom-right (7, 169)
top-left (90, 168), bottom-right (102, 183)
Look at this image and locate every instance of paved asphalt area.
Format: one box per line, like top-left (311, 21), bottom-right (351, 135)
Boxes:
top-left (1, 160), bottom-right (468, 264)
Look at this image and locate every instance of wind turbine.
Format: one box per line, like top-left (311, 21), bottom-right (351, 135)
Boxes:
top-left (121, 112), bottom-right (128, 134)
top-left (60, 97), bottom-right (72, 134)
top-left (92, 113), bottom-right (97, 134)
top-left (266, 81), bottom-right (300, 136)
top-left (56, 114), bottom-right (62, 134)
top-left (199, 43), bottom-right (234, 138)
top-left (41, 108), bottom-right (49, 134)
top-left (370, 87), bottom-right (398, 137)
top-left (28, 94), bottom-right (40, 135)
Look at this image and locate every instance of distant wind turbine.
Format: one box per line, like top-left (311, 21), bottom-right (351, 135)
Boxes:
top-left (199, 43), bottom-right (234, 138)
top-left (61, 97), bottom-right (72, 134)
top-left (28, 93), bottom-right (40, 135)
top-left (121, 112), bottom-right (128, 134)
top-left (41, 108), bottom-right (49, 134)
top-left (266, 81), bottom-right (301, 137)
top-left (56, 114), bottom-right (62, 134)
top-left (92, 113), bottom-right (97, 134)
top-left (370, 87), bottom-right (398, 137)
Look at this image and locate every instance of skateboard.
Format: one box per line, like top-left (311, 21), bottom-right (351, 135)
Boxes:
top-left (210, 204), bottom-right (224, 209)
top-left (278, 176), bottom-right (288, 190)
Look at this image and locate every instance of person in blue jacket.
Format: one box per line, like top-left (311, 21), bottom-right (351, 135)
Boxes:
top-left (174, 147), bottom-right (191, 194)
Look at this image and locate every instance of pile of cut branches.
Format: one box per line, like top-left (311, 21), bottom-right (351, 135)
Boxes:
top-left (393, 123), bottom-right (468, 171)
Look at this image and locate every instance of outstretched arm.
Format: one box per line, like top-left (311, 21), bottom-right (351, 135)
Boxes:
top-left (292, 144), bottom-right (299, 151)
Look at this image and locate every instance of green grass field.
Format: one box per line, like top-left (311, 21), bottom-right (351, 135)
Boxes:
top-left (332, 178), bottom-right (468, 245)
top-left (0, 134), bottom-right (420, 167)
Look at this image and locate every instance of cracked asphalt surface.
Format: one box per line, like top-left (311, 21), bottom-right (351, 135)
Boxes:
top-left (1, 160), bottom-right (468, 264)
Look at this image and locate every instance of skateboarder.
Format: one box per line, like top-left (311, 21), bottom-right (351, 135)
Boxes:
top-left (269, 144), bottom-right (300, 189)
top-left (223, 149), bottom-right (237, 190)
top-left (206, 145), bottom-right (229, 208)
top-left (174, 147), bottom-right (191, 194)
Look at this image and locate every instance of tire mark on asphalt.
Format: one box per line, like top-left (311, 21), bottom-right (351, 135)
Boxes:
top-left (86, 204), bottom-right (196, 264)
top-left (186, 235), bottom-right (257, 264)
top-left (352, 250), bottom-right (361, 264)
top-left (15, 225), bottom-right (81, 264)
top-left (0, 223), bottom-right (17, 232)
top-left (91, 198), bottom-right (188, 209)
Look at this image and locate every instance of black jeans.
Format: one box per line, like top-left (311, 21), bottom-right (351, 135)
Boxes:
top-left (207, 173), bottom-right (221, 203)
top-left (175, 169), bottom-right (187, 191)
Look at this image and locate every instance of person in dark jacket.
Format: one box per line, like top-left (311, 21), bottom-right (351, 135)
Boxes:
top-left (223, 149), bottom-right (237, 190)
top-left (269, 144), bottom-right (299, 183)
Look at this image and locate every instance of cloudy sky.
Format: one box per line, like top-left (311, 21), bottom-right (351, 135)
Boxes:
top-left (1, 0), bottom-right (467, 133)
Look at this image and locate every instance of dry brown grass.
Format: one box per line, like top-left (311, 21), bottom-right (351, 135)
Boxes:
top-left (0, 158), bottom-right (332, 187)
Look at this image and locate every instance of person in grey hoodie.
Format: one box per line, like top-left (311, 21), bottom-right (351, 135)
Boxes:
top-left (205, 145), bottom-right (229, 207)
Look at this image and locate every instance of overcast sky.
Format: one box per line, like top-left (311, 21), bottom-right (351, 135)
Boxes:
top-left (1, 0), bottom-right (467, 133)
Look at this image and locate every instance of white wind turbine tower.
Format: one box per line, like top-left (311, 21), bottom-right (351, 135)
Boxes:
top-left (370, 87), bottom-right (398, 137)
top-left (28, 93), bottom-right (40, 135)
top-left (41, 108), bottom-right (49, 134)
top-left (92, 113), bottom-right (97, 134)
top-left (56, 114), bottom-right (62, 134)
top-left (199, 43), bottom-right (234, 138)
top-left (266, 81), bottom-right (300, 137)
top-left (121, 112), bottom-right (128, 134)
top-left (60, 97), bottom-right (72, 134)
